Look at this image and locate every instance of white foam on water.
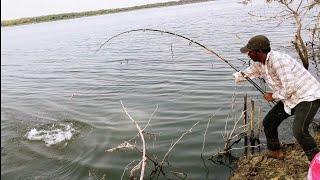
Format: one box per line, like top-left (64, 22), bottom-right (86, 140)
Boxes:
top-left (26, 123), bottom-right (76, 146)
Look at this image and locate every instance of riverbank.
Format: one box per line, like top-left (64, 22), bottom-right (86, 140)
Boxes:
top-left (230, 125), bottom-right (320, 180)
top-left (1, 0), bottom-right (212, 27)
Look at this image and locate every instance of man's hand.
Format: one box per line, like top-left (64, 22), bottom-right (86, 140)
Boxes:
top-left (264, 92), bottom-right (274, 102)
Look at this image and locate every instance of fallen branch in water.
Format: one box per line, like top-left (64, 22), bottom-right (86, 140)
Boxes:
top-left (107, 92), bottom-right (266, 179)
top-left (120, 100), bottom-right (146, 180)
top-left (107, 101), bottom-right (200, 179)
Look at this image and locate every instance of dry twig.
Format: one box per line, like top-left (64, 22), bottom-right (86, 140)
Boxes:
top-left (159, 121), bottom-right (200, 169)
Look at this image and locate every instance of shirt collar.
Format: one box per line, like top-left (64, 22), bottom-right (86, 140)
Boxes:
top-left (266, 50), bottom-right (272, 61)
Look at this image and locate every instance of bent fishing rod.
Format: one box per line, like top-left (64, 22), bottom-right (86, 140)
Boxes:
top-left (94, 28), bottom-right (267, 95)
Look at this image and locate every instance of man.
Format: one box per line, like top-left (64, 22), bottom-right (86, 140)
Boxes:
top-left (233, 35), bottom-right (320, 161)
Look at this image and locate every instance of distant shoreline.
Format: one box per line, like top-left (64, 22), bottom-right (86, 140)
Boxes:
top-left (1, 0), bottom-right (212, 27)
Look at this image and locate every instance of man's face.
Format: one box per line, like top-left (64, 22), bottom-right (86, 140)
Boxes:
top-left (247, 50), bottom-right (260, 62)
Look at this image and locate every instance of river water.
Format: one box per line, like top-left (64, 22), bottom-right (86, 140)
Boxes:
top-left (1, 0), bottom-right (319, 179)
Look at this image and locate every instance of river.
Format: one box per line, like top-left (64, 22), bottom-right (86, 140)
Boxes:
top-left (1, 0), bottom-right (319, 179)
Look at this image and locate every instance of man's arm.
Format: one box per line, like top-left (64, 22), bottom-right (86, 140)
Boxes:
top-left (233, 63), bottom-right (261, 83)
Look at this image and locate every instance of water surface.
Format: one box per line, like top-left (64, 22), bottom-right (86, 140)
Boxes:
top-left (2, 0), bottom-right (319, 179)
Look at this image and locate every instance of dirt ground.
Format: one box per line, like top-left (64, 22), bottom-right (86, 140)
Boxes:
top-left (229, 130), bottom-right (320, 180)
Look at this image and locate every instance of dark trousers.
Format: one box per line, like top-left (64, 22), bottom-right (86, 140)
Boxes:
top-left (263, 99), bottom-right (320, 161)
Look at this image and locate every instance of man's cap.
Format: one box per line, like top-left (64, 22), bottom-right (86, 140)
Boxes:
top-left (240, 35), bottom-right (270, 53)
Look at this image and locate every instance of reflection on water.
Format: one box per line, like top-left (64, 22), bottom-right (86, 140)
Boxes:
top-left (1, 0), bottom-right (319, 179)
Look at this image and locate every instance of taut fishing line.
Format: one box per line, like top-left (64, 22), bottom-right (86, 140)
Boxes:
top-left (94, 28), bottom-right (267, 95)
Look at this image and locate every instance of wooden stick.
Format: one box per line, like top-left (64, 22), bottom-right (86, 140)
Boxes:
top-left (257, 106), bottom-right (262, 138)
top-left (243, 94), bottom-right (248, 154)
top-left (250, 97), bottom-right (255, 154)
top-left (256, 106), bottom-right (262, 151)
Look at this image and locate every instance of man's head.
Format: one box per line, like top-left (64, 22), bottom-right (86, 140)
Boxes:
top-left (240, 35), bottom-right (270, 63)
top-left (240, 35), bottom-right (270, 53)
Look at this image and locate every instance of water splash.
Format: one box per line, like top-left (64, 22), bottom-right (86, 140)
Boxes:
top-left (26, 123), bottom-right (76, 146)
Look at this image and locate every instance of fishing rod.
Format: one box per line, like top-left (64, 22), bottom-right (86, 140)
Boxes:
top-left (95, 28), bottom-right (267, 95)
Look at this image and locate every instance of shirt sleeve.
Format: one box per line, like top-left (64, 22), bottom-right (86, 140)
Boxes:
top-left (271, 55), bottom-right (296, 100)
top-left (233, 63), bottom-right (261, 83)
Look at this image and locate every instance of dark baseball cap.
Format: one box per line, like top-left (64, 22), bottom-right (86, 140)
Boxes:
top-left (240, 35), bottom-right (270, 53)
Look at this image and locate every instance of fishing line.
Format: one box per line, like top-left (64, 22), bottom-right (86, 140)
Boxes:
top-left (94, 28), bottom-right (267, 95)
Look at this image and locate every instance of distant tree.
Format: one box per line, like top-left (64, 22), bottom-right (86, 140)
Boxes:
top-left (244, 0), bottom-right (319, 70)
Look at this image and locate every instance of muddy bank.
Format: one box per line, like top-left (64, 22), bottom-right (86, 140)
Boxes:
top-left (229, 131), bottom-right (320, 180)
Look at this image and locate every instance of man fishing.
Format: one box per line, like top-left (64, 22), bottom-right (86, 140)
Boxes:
top-left (233, 35), bottom-right (320, 161)
top-left (98, 29), bottom-right (320, 161)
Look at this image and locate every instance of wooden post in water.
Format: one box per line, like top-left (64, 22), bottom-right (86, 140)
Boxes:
top-left (243, 94), bottom-right (248, 155)
top-left (256, 106), bottom-right (262, 151)
top-left (250, 97), bottom-right (255, 154)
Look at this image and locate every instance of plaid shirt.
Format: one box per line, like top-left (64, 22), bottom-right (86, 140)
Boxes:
top-left (233, 50), bottom-right (320, 114)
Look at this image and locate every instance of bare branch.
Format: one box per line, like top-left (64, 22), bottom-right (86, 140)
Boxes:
top-left (130, 161), bottom-right (142, 178)
top-left (106, 141), bottom-right (136, 152)
top-left (210, 144), bottom-right (265, 159)
top-left (248, 9), bottom-right (292, 20)
top-left (296, 0), bottom-right (303, 12)
top-left (142, 104), bottom-right (158, 132)
top-left (160, 121), bottom-right (200, 168)
top-left (121, 160), bottom-right (137, 180)
top-left (201, 107), bottom-right (223, 155)
top-left (228, 111), bottom-right (246, 141)
top-left (120, 100), bottom-right (146, 180)
top-left (128, 105), bottom-right (159, 143)
top-left (246, 0), bottom-right (318, 69)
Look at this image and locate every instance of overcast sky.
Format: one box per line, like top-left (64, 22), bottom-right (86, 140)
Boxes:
top-left (1, 0), bottom-right (173, 20)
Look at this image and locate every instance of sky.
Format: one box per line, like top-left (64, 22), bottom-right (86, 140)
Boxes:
top-left (1, 0), bottom-right (173, 20)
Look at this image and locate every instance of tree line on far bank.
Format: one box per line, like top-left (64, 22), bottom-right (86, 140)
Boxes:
top-left (1, 0), bottom-right (210, 27)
